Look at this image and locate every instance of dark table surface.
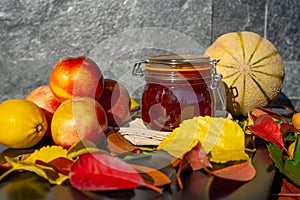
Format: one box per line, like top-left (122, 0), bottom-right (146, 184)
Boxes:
top-left (0, 137), bottom-right (275, 200)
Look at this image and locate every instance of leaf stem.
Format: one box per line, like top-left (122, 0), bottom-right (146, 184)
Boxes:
top-left (245, 148), bottom-right (256, 153)
top-left (143, 183), bottom-right (163, 194)
top-left (0, 168), bottom-right (16, 182)
top-left (271, 193), bottom-right (300, 197)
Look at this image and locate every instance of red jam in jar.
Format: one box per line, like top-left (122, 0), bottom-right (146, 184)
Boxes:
top-left (134, 54), bottom-right (219, 131)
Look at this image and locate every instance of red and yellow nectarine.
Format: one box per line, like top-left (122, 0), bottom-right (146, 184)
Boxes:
top-left (26, 85), bottom-right (61, 137)
top-left (51, 97), bottom-right (108, 149)
top-left (49, 56), bottom-right (104, 102)
top-left (98, 79), bottom-right (131, 127)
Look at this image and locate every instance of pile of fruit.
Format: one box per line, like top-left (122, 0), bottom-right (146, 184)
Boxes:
top-left (0, 56), bottom-right (132, 149)
top-left (0, 31), bottom-right (299, 197)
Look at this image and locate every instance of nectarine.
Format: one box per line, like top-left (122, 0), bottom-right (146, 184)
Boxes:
top-left (26, 85), bottom-right (61, 137)
top-left (98, 79), bottom-right (131, 127)
top-left (51, 97), bottom-right (108, 149)
top-left (49, 56), bottom-right (104, 102)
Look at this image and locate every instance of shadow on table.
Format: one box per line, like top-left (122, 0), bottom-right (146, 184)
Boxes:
top-left (270, 92), bottom-right (294, 109)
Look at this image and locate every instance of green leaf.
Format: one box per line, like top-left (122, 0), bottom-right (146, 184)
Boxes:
top-left (292, 134), bottom-right (300, 165)
top-left (0, 156), bottom-right (68, 185)
top-left (284, 131), bottom-right (297, 142)
top-left (67, 139), bottom-right (107, 159)
top-left (285, 160), bottom-right (300, 186)
top-left (122, 151), bottom-right (153, 162)
top-left (268, 144), bottom-right (300, 186)
top-left (267, 143), bottom-right (283, 165)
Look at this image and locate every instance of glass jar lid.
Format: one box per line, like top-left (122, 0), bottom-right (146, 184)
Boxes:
top-left (144, 54), bottom-right (211, 72)
top-left (132, 54), bottom-right (220, 84)
top-left (147, 54), bottom-right (210, 65)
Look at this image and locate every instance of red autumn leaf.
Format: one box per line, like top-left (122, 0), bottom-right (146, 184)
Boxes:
top-left (176, 142), bottom-right (211, 189)
top-left (280, 122), bottom-right (295, 136)
top-left (205, 160), bottom-right (256, 181)
top-left (277, 178), bottom-right (300, 197)
top-left (252, 107), bottom-right (289, 123)
top-left (36, 157), bottom-right (73, 175)
top-left (69, 153), bottom-right (162, 193)
top-left (251, 108), bottom-right (268, 119)
top-left (182, 142), bottom-right (211, 171)
top-left (248, 114), bottom-right (288, 154)
top-left (130, 164), bottom-right (171, 187)
top-left (48, 157), bottom-right (73, 175)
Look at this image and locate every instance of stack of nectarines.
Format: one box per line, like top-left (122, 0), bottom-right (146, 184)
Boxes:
top-left (26, 56), bottom-right (131, 149)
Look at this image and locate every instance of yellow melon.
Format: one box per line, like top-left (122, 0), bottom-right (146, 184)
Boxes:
top-left (205, 31), bottom-right (284, 116)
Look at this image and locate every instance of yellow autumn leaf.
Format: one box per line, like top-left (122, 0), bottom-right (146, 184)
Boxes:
top-left (157, 118), bottom-right (200, 159)
top-left (157, 116), bottom-right (249, 163)
top-left (196, 116), bottom-right (224, 154)
top-left (2, 156), bottom-right (68, 185)
top-left (207, 117), bottom-right (249, 163)
top-left (130, 97), bottom-right (140, 110)
top-left (25, 145), bottom-right (69, 163)
top-left (243, 112), bottom-right (255, 135)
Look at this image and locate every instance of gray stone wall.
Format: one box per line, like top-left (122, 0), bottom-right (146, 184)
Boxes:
top-left (1, 0), bottom-right (299, 110)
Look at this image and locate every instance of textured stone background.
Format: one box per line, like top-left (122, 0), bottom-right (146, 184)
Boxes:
top-left (0, 0), bottom-right (299, 110)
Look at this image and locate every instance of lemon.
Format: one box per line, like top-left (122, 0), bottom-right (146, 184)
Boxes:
top-left (0, 99), bottom-right (48, 148)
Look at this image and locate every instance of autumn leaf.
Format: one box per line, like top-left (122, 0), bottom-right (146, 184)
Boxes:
top-left (130, 164), bottom-right (171, 186)
top-left (292, 135), bottom-right (300, 165)
top-left (178, 142), bottom-right (211, 173)
top-left (175, 142), bottom-right (211, 189)
top-left (157, 118), bottom-right (200, 159)
top-left (69, 153), bottom-right (162, 193)
top-left (204, 117), bottom-right (249, 163)
top-left (248, 114), bottom-right (289, 155)
top-left (25, 145), bottom-right (69, 163)
top-left (251, 107), bottom-right (289, 123)
top-left (107, 131), bottom-right (140, 155)
top-left (0, 147), bottom-right (35, 165)
top-left (0, 156), bottom-right (68, 185)
top-left (280, 123), bottom-right (295, 137)
top-left (36, 157), bottom-right (73, 175)
top-left (122, 151), bottom-right (153, 162)
top-left (275, 178), bottom-right (300, 198)
top-left (268, 143), bottom-right (300, 186)
top-left (0, 145), bottom-right (73, 185)
top-left (158, 116), bottom-right (249, 163)
top-left (0, 153), bottom-right (31, 170)
top-left (25, 145), bottom-right (73, 180)
top-left (67, 139), bottom-right (106, 159)
top-left (204, 160), bottom-right (256, 181)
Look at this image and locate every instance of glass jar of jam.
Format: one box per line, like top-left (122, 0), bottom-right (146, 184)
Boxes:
top-left (133, 54), bottom-right (224, 131)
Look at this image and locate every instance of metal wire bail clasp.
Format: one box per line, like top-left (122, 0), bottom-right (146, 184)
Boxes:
top-left (209, 59), bottom-right (222, 89)
top-left (132, 60), bottom-right (146, 76)
top-left (209, 59), bottom-right (227, 114)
